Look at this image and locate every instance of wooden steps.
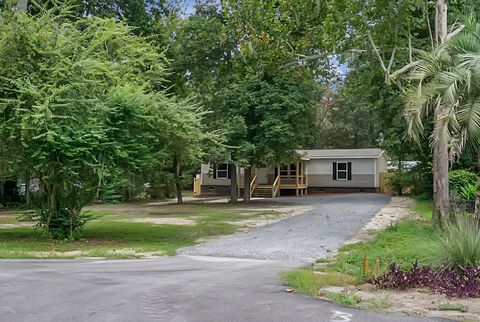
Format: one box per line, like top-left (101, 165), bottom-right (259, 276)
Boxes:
top-left (251, 186), bottom-right (273, 198)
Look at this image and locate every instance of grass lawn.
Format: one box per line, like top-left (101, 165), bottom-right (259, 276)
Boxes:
top-left (0, 201), bottom-right (290, 259)
top-left (284, 199), bottom-right (439, 299)
top-left (414, 198), bottom-right (433, 221)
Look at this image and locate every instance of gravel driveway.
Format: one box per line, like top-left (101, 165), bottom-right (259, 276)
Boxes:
top-left (178, 193), bottom-right (390, 262)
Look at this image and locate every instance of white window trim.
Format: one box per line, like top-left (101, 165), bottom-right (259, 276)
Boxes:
top-left (216, 164), bottom-right (229, 179)
top-left (337, 162), bottom-right (348, 181)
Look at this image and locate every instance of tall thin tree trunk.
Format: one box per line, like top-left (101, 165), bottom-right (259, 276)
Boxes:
top-left (229, 163), bottom-right (237, 203)
top-left (173, 154), bottom-right (183, 204)
top-left (435, 0), bottom-right (448, 45)
top-left (430, 0), bottom-right (449, 225)
top-left (432, 105), bottom-right (450, 225)
top-left (243, 165), bottom-right (252, 203)
top-left (474, 153), bottom-right (480, 220)
top-left (25, 170), bottom-right (30, 205)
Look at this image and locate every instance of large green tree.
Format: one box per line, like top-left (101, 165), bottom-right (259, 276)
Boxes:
top-left (0, 6), bottom-right (206, 237)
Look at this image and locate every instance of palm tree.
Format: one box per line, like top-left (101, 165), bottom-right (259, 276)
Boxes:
top-left (404, 16), bottom-right (480, 224)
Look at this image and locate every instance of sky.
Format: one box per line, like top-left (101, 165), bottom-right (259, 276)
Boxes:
top-left (183, 0), bottom-right (197, 15)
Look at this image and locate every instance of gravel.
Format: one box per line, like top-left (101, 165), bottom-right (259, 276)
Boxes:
top-left (177, 193), bottom-right (390, 262)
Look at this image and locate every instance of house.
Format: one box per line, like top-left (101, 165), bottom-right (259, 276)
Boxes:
top-left (194, 149), bottom-right (389, 198)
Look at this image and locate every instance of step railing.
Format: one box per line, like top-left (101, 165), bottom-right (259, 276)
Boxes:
top-left (249, 174), bottom-right (258, 196)
top-left (272, 175), bottom-right (280, 198)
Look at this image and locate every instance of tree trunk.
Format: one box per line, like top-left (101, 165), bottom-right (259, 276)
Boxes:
top-left (25, 170), bottom-right (30, 205)
top-left (229, 163), bottom-right (237, 203)
top-left (430, 0), bottom-right (449, 226)
top-left (243, 165), bottom-right (252, 203)
top-left (435, 0), bottom-right (448, 45)
top-left (432, 106), bottom-right (450, 225)
top-left (173, 154), bottom-right (183, 204)
top-left (475, 153), bottom-right (480, 220)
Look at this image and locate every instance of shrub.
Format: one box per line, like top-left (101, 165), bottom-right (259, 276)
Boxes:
top-left (457, 183), bottom-right (477, 201)
top-left (372, 262), bottom-right (480, 298)
top-left (438, 215), bottom-right (480, 269)
top-left (449, 170), bottom-right (478, 193)
top-left (386, 171), bottom-right (416, 195)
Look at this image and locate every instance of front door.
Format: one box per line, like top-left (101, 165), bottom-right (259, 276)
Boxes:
top-left (257, 167), bottom-right (269, 184)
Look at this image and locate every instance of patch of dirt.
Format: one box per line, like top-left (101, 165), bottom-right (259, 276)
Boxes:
top-left (104, 248), bottom-right (167, 258)
top-left (82, 239), bottom-right (129, 246)
top-left (26, 250), bottom-right (84, 258)
top-left (147, 210), bottom-right (194, 216)
top-left (346, 197), bottom-right (419, 244)
top-left (126, 218), bottom-right (196, 225)
top-left (22, 248), bottom-right (166, 259)
top-left (320, 284), bottom-right (480, 321)
top-left (0, 222), bottom-right (35, 229)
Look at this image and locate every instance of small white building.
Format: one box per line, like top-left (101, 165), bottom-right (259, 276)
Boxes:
top-left (195, 149), bottom-right (389, 197)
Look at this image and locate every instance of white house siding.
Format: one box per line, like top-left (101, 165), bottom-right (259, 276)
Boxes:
top-left (200, 164), bottom-right (230, 186)
top-left (377, 154), bottom-right (388, 172)
top-left (307, 158), bottom-right (376, 188)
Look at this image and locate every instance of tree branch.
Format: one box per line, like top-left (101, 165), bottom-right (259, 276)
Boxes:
top-left (390, 61), bottom-right (420, 80)
top-left (446, 25), bottom-right (465, 41)
top-left (367, 31), bottom-right (388, 75)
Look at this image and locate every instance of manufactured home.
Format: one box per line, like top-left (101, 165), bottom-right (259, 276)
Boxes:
top-left (194, 149), bottom-right (389, 198)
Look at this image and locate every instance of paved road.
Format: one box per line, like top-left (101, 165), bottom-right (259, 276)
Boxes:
top-left (0, 194), bottom-right (446, 322)
top-left (179, 193), bottom-right (390, 261)
top-left (0, 256), bottom-right (443, 322)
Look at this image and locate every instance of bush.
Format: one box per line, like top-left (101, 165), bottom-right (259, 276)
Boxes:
top-left (386, 171), bottom-right (416, 195)
top-left (372, 262), bottom-right (480, 298)
top-left (449, 170), bottom-right (478, 193)
top-left (457, 183), bottom-right (477, 201)
top-left (438, 215), bottom-right (480, 269)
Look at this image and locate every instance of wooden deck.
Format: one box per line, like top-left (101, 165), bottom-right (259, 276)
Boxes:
top-left (238, 175), bottom-right (308, 198)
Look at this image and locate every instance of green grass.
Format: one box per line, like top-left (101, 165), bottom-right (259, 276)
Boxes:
top-left (327, 292), bottom-right (362, 306)
top-left (0, 219), bottom-right (236, 259)
top-left (282, 269), bottom-right (359, 297)
top-left (325, 220), bottom-right (440, 279)
top-left (438, 303), bottom-right (468, 312)
top-left (414, 199), bottom-right (433, 221)
top-left (0, 203), bottom-right (281, 259)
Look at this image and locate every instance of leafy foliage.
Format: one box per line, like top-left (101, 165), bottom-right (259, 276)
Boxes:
top-left (457, 184), bottom-right (477, 201)
top-left (372, 262), bottom-right (480, 298)
top-left (449, 169), bottom-right (478, 194)
top-left (0, 6), bottom-right (207, 238)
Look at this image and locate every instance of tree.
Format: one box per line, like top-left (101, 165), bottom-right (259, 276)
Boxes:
top-left (0, 6), bottom-right (205, 237)
top-left (404, 15), bottom-right (480, 223)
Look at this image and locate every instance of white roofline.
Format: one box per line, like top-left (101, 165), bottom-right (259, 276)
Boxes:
top-left (297, 149), bottom-right (385, 160)
top-left (307, 156), bottom-right (381, 159)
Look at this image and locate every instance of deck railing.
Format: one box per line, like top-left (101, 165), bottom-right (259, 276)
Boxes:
top-left (272, 175), bottom-right (281, 197)
top-left (279, 175), bottom-right (307, 186)
top-left (249, 174), bottom-right (258, 196)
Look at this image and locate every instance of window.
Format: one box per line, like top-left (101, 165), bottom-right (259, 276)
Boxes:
top-left (278, 164), bottom-right (297, 177)
top-left (290, 163), bottom-right (297, 176)
top-left (337, 162), bottom-right (347, 180)
top-left (333, 162), bottom-right (351, 181)
top-left (216, 164), bottom-right (229, 179)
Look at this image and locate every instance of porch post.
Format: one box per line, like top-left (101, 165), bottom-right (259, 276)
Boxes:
top-left (296, 160), bottom-right (299, 196)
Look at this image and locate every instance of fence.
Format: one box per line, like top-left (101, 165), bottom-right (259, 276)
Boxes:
top-left (450, 197), bottom-right (475, 214)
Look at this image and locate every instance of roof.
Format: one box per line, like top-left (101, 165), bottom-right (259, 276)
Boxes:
top-left (296, 149), bottom-right (385, 159)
